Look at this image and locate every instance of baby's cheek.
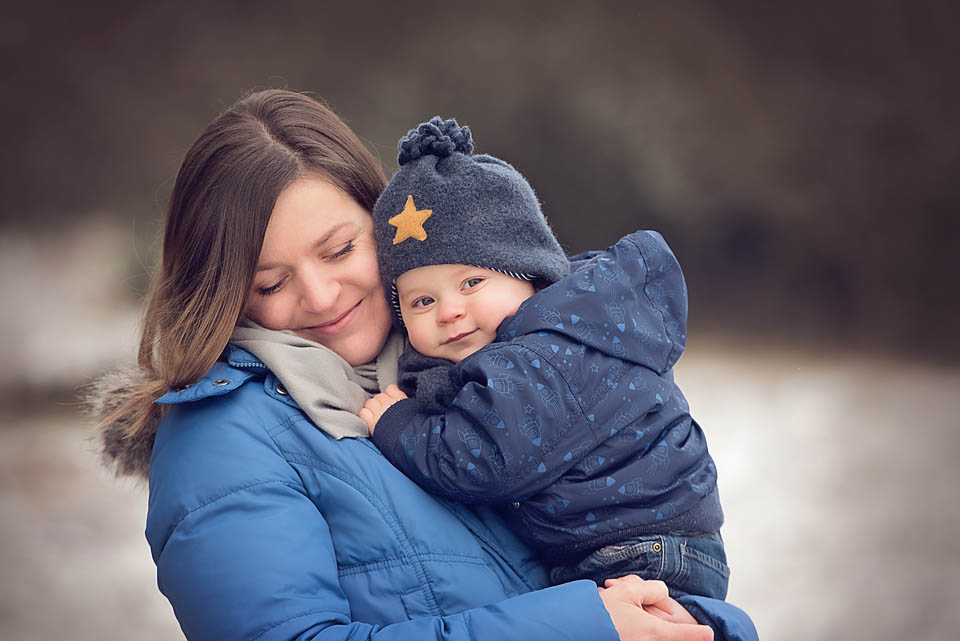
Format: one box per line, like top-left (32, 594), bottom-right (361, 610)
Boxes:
top-left (406, 323), bottom-right (442, 359)
top-left (408, 331), bottom-right (435, 358)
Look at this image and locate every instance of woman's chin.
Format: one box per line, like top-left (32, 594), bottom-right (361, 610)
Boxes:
top-left (331, 331), bottom-right (390, 366)
top-left (297, 298), bottom-right (392, 365)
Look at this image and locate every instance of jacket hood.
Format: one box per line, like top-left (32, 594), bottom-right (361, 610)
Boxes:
top-left (89, 347), bottom-right (268, 479)
top-left (499, 231), bottom-right (688, 375)
top-left (86, 365), bottom-right (163, 480)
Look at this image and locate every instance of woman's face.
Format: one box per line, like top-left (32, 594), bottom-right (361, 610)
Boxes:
top-left (244, 177), bottom-right (392, 366)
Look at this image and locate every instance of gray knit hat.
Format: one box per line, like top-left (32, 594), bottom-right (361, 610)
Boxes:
top-left (373, 116), bottom-right (570, 325)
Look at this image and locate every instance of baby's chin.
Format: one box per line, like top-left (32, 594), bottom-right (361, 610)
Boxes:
top-left (432, 349), bottom-right (466, 364)
top-left (412, 329), bottom-right (492, 363)
top-left (430, 343), bottom-right (482, 364)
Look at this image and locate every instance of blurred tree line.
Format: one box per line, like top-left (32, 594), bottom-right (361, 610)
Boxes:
top-left (3, 0), bottom-right (957, 360)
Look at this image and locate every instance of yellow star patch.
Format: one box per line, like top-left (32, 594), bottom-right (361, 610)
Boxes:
top-left (389, 195), bottom-right (433, 245)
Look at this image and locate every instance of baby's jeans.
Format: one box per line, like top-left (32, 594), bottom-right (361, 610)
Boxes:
top-left (550, 532), bottom-right (729, 600)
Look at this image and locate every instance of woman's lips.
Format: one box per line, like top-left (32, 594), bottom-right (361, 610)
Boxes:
top-left (304, 300), bottom-right (362, 335)
top-left (444, 330), bottom-right (477, 344)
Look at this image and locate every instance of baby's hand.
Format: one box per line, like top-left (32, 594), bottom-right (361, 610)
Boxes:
top-left (359, 384), bottom-right (408, 434)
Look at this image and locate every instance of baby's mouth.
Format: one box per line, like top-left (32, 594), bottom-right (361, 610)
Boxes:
top-left (444, 330), bottom-right (477, 344)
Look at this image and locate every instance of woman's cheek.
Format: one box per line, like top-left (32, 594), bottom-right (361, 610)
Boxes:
top-left (247, 296), bottom-right (294, 331)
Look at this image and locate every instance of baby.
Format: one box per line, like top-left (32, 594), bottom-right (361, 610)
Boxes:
top-left (360, 117), bottom-right (728, 600)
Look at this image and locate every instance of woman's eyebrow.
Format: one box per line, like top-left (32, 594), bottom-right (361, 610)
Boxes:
top-left (255, 222), bottom-right (352, 272)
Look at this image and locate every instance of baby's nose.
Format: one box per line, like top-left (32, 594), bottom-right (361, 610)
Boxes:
top-left (436, 301), bottom-right (466, 323)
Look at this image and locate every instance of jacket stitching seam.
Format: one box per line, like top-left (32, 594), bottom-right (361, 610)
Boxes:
top-left (626, 234), bottom-right (677, 374)
top-left (505, 343), bottom-right (588, 419)
top-left (438, 502), bottom-right (538, 594)
top-left (249, 609), bottom-right (348, 641)
top-left (337, 553), bottom-right (488, 576)
top-left (179, 480), bottom-right (304, 522)
top-left (279, 450), bottom-right (444, 616)
top-left (520, 341), bottom-right (607, 445)
top-left (266, 412), bottom-right (302, 437)
top-left (155, 398), bottom-right (292, 561)
top-left (156, 478), bottom-right (304, 565)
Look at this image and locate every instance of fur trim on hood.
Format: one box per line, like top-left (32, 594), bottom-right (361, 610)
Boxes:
top-left (85, 366), bottom-right (163, 480)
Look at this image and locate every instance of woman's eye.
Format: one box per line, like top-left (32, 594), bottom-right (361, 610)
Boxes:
top-left (464, 277), bottom-right (484, 289)
top-left (326, 241), bottom-right (355, 260)
top-left (257, 280), bottom-right (284, 297)
top-left (412, 296), bottom-right (435, 308)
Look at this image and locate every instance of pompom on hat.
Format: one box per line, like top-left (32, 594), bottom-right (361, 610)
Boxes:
top-left (373, 116), bottom-right (570, 325)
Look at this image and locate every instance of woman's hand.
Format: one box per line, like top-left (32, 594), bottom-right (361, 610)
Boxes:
top-left (598, 578), bottom-right (713, 641)
top-left (604, 575), bottom-right (702, 625)
top-left (359, 384), bottom-right (407, 433)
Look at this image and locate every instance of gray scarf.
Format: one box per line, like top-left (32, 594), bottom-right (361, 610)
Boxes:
top-left (230, 321), bottom-right (404, 439)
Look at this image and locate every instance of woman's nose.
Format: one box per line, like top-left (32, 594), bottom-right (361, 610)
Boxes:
top-left (299, 268), bottom-right (341, 313)
top-left (436, 301), bottom-right (465, 324)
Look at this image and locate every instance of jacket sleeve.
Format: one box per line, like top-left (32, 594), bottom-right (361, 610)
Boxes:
top-left (372, 341), bottom-right (612, 503)
top-left (677, 596), bottom-right (759, 641)
top-left (148, 402), bottom-right (621, 641)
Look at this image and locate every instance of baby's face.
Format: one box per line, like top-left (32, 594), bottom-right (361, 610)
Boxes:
top-left (396, 264), bottom-right (536, 362)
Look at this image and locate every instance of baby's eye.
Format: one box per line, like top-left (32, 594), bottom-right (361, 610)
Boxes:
top-left (463, 277), bottom-right (484, 289)
top-left (412, 296), bottom-right (435, 308)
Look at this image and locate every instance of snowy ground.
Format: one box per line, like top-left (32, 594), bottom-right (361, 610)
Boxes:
top-left (677, 344), bottom-right (960, 640)
top-left (1, 345), bottom-right (958, 641)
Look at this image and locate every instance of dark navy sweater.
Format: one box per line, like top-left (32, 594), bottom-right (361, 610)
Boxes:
top-left (373, 231), bottom-right (722, 562)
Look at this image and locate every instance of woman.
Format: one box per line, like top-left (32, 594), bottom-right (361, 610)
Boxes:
top-left (94, 89), bottom-right (756, 641)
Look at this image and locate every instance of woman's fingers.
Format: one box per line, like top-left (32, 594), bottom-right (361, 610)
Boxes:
top-left (598, 579), bottom-right (668, 615)
top-left (623, 579), bottom-right (669, 607)
top-left (599, 582), bottom-right (714, 641)
top-left (601, 576), bottom-right (701, 625)
top-left (598, 577), bottom-right (667, 607)
top-left (660, 618), bottom-right (715, 641)
top-left (604, 574), bottom-right (643, 587)
top-left (649, 617), bottom-right (714, 641)
top-left (646, 595), bottom-right (700, 625)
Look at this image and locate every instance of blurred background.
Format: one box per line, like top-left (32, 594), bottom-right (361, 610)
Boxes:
top-left (1, 1), bottom-right (958, 639)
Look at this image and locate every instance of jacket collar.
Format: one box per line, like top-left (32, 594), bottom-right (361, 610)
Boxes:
top-left (155, 346), bottom-right (268, 405)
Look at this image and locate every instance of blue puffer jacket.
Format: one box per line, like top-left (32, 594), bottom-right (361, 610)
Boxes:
top-left (373, 231), bottom-right (721, 562)
top-left (142, 348), bottom-right (757, 640)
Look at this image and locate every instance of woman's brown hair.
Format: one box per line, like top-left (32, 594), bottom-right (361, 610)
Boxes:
top-left (98, 90), bottom-right (386, 474)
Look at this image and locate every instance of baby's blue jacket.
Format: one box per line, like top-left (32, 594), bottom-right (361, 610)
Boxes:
top-left (373, 231), bottom-right (723, 562)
